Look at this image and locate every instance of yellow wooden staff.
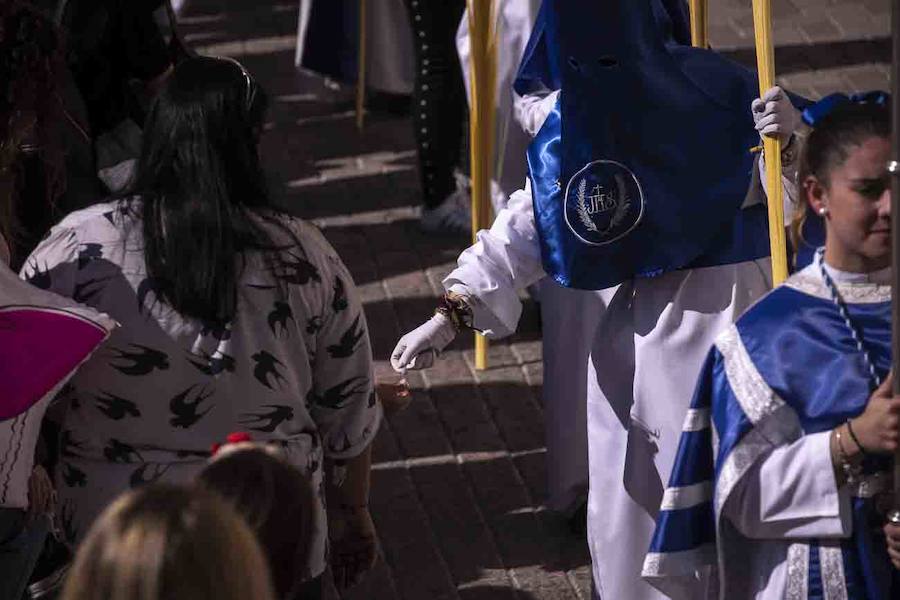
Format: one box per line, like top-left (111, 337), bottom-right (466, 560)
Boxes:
top-left (751, 0), bottom-right (788, 284)
top-left (356, 0), bottom-right (368, 131)
top-left (689, 0), bottom-right (708, 48)
top-left (467, 0), bottom-right (498, 370)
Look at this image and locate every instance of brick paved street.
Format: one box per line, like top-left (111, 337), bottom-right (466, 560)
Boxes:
top-left (175, 1), bottom-right (892, 598)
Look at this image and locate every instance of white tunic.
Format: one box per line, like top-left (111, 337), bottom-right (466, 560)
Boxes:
top-left (717, 262), bottom-right (890, 599)
top-left (444, 178), bottom-right (781, 597)
top-left (456, 0), bottom-right (542, 212)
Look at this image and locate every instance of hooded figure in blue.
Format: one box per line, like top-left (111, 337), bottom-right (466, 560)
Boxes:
top-left (393, 2), bottom-right (802, 598)
top-left (643, 100), bottom-right (900, 599)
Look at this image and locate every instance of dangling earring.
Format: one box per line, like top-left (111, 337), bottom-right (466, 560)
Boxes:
top-left (818, 206), bottom-right (828, 216)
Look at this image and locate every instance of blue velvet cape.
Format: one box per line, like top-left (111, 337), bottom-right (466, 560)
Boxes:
top-left (643, 264), bottom-right (898, 598)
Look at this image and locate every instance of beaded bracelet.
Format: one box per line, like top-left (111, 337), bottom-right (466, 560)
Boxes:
top-left (435, 291), bottom-right (473, 331)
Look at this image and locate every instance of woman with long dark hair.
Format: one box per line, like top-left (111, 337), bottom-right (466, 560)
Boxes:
top-left (20, 56), bottom-right (381, 596)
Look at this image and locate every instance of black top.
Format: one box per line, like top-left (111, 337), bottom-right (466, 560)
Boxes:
top-left (61, 0), bottom-right (171, 135)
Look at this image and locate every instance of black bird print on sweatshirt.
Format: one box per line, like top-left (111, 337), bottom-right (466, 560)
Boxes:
top-left (129, 463), bottom-right (171, 488)
top-left (103, 439), bottom-right (143, 463)
top-left (24, 260), bottom-right (51, 289)
top-left (137, 277), bottom-right (167, 314)
top-left (326, 314), bottom-right (364, 358)
top-left (271, 251), bottom-right (321, 285)
top-left (306, 316), bottom-right (323, 335)
top-left (109, 344), bottom-right (170, 376)
top-left (77, 243), bottom-right (104, 269)
top-left (169, 385), bottom-right (214, 429)
top-left (239, 404), bottom-right (295, 433)
top-left (332, 276), bottom-right (348, 312)
top-left (95, 392), bottom-right (141, 420)
top-left (62, 462), bottom-right (87, 487)
top-left (188, 349), bottom-right (236, 376)
top-left (251, 351), bottom-right (287, 389)
top-left (73, 275), bottom-right (114, 304)
top-left (60, 430), bottom-right (86, 458)
top-left (307, 377), bottom-right (368, 409)
top-left (267, 301), bottom-right (295, 338)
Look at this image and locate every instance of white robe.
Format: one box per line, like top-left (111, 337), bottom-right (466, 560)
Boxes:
top-left (295, 0), bottom-right (415, 95)
top-left (456, 0), bottom-right (542, 213)
top-left (444, 175), bottom-right (780, 597)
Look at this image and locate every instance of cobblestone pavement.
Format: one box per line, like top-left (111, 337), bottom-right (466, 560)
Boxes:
top-left (176, 1), bottom-right (891, 598)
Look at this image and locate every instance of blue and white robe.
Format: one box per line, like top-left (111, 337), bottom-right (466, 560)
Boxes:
top-left (643, 260), bottom-right (899, 599)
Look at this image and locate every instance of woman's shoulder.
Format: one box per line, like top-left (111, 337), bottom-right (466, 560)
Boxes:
top-left (53, 199), bottom-right (133, 233)
top-left (256, 210), bottom-right (343, 265)
top-left (717, 266), bottom-right (829, 352)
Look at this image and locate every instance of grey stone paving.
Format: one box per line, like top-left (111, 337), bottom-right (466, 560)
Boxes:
top-left (177, 1), bottom-right (891, 598)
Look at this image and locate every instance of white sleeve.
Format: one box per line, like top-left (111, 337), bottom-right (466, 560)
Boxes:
top-left (513, 88), bottom-right (560, 138)
top-left (443, 182), bottom-right (545, 339)
top-left (724, 431), bottom-right (852, 540)
top-left (757, 145), bottom-right (799, 227)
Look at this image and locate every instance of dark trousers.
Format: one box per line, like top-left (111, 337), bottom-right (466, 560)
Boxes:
top-left (403, 0), bottom-right (467, 209)
top-left (0, 509), bottom-right (50, 600)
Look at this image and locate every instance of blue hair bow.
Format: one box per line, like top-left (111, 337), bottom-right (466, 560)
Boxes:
top-left (801, 91), bottom-right (890, 127)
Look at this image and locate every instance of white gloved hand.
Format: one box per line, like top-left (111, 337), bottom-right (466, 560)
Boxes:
top-left (391, 313), bottom-right (458, 372)
top-left (751, 86), bottom-right (801, 145)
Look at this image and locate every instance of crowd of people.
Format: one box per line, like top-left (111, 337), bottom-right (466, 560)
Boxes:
top-left (1, 1), bottom-right (899, 599)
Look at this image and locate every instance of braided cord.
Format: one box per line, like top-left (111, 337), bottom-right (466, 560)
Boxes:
top-left (816, 249), bottom-right (882, 389)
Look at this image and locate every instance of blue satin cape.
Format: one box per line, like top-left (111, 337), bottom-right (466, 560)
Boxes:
top-left (522, 0), bottom-right (775, 289)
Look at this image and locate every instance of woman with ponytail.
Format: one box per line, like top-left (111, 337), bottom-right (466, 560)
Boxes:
top-left (643, 97), bottom-right (898, 598)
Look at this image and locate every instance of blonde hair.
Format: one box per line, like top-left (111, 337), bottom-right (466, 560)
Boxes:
top-left (61, 484), bottom-right (275, 600)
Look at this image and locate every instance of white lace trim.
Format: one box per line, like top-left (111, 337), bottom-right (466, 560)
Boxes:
top-left (819, 541), bottom-right (848, 600)
top-left (682, 408), bottom-right (710, 432)
top-left (784, 266), bottom-right (890, 304)
top-left (785, 543), bottom-right (810, 600)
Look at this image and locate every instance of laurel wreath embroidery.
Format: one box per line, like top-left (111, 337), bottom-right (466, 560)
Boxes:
top-left (574, 175), bottom-right (631, 236)
top-left (575, 178), bottom-right (598, 232)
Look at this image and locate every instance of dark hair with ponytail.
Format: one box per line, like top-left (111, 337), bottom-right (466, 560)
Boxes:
top-left (791, 102), bottom-right (890, 255)
top-left (127, 56), bottom-right (290, 324)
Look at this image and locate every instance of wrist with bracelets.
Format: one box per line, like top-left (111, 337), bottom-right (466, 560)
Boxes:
top-left (845, 419), bottom-right (870, 456)
top-left (832, 425), bottom-right (862, 486)
top-left (435, 291), bottom-right (473, 331)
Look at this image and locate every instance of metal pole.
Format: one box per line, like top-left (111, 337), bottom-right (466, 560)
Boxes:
top-left (355, 0), bottom-right (368, 130)
top-left (751, 0), bottom-right (789, 285)
top-left (889, 0), bottom-right (900, 523)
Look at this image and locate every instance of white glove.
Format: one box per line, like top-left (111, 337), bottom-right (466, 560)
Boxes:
top-left (391, 313), bottom-right (458, 372)
top-left (751, 86), bottom-right (801, 145)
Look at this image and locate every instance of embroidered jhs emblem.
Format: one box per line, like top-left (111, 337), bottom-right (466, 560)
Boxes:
top-left (564, 160), bottom-right (644, 246)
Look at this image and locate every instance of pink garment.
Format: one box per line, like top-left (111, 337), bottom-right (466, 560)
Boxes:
top-left (1, 254), bottom-right (115, 509)
top-left (0, 258), bottom-right (115, 420)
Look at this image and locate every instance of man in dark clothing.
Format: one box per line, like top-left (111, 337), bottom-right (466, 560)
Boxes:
top-left (59, 0), bottom-right (173, 191)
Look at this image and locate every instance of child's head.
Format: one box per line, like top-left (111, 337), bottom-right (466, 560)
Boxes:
top-left (796, 100), bottom-right (891, 271)
top-left (61, 483), bottom-right (274, 600)
top-left (197, 446), bottom-right (316, 599)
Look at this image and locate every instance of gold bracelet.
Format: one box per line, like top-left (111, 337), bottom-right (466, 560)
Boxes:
top-left (834, 426), bottom-right (861, 486)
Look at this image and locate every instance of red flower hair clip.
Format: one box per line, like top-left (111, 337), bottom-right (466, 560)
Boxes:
top-left (210, 431), bottom-right (253, 456)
